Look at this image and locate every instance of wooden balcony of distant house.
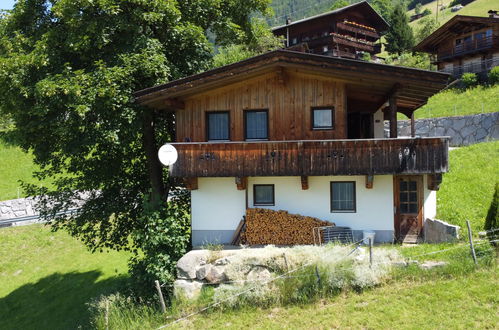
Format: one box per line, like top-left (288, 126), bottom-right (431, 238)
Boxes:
top-left (439, 58), bottom-right (499, 77)
top-left (329, 33), bottom-right (381, 53)
top-left (336, 21), bottom-right (380, 39)
top-left (169, 137), bottom-right (449, 179)
top-left (437, 36), bottom-right (499, 61)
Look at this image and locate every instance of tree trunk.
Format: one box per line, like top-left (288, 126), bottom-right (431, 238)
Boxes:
top-left (142, 109), bottom-right (166, 208)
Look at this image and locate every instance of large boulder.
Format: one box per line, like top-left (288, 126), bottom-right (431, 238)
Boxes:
top-left (205, 265), bottom-right (227, 284)
top-left (177, 250), bottom-right (209, 279)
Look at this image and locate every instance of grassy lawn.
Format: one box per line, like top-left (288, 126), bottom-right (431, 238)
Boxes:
top-left (410, 0), bottom-right (499, 29)
top-left (0, 136), bottom-right (51, 201)
top-left (401, 85), bottom-right (499, 120)
top-left (0, 224), bottom-right (131, 330)
top-left (437, 141), bottom-right (499, 234)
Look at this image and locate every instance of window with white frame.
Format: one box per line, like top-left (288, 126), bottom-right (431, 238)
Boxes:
top-left (330, 181), bottom-right (356, 212)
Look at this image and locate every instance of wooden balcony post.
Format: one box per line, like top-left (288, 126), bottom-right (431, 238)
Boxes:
top-left (389, 95), bottom-right (398, 138)
top-left (410, 110), bottom-right (416, 138)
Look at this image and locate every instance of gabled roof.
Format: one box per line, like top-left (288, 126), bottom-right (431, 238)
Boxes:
top-left (134, 50), bottom-right (449, 115)
top-left (415, 15), bottom-right (499, 52)
top-left (272, 1), bottom-right (389, 32)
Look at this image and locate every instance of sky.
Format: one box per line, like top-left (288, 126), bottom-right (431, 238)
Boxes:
top-left (0, 0), bottom-right (15, 10)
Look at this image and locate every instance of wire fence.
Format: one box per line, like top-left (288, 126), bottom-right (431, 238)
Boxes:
top-left (151, 225), bottom-right (498, 328)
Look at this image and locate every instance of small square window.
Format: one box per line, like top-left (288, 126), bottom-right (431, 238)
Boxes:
top-left (312, 108), bottom-right (334, 130)
top-left (331, 181), bottom-right (356, 212)
top-left (253, 184), bottom-right (274, 206)
top-left (245, 110), bottom-right (268, 140)
top-left (206, 111), bottom-right (229, 141)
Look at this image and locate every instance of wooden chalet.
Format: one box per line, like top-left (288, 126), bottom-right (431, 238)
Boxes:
top-left (272, 1), bottom-right (388, 59)
top-left (135, 50), bottom-right (450, 245)
top-left (415, 13), bottom-right (499, 77)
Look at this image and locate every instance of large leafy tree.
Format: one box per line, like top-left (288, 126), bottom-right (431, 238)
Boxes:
top-left (385, 2), bottom-right (415, 54)
top-left (0, 0), bottom-right (271, 285)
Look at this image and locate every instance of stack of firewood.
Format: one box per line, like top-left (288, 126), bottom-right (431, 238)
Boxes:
top-left (241, 208), bottom-right (334, 245)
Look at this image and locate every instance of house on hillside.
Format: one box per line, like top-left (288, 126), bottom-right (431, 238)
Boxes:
top-left (134, 50), bottom-right (450, 245)
top-left (414, 12), bottom-right (499, 78)
top-left (272, 1), bottom-right (388, 60)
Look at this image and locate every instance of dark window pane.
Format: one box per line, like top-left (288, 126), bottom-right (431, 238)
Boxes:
top-left (400, 192), bottom-right (408, 202)
top-left (409, 192), bottom-right (417, 202)
top-left (254, 185), bottom-right (274, 205)
top-left (246, 111), bottom-right (268, 139)
top-left (331, 182), bottom-right (355, 212)
top-left (400, 203), bottom-right (408, 213)
top-left (409, 181), bottom-right (417, 191)
top-left (400, 181), bottom-right (408, 191)
top-left (207, 112), bottom-right (229, 140)
top-left (313, 109), bottom-right (333, 128)
top-left (408, 203), bottom-right (418, 213)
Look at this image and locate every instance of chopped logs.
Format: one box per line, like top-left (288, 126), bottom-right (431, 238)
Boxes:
top-left (242, 208), bottom-right (334, 245)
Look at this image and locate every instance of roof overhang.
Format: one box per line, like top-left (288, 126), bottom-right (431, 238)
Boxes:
top-left (134, 50), bottom-right (450, 115)
top-left (415, 15), bottom-right (499, 53)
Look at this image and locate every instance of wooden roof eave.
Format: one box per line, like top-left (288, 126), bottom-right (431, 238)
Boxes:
top-left (134, 50), bottom-right (450, 111)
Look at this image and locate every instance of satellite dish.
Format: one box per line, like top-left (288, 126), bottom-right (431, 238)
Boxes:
top-left (158, 144), bottom-right (178, 166)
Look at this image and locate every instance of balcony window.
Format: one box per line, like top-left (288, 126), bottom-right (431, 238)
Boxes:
top-left (312, 107), bottom-right (334, 129)
top-left (254, 184), bottom-right (275, 206)
top-left (206, 111), bottom-right (229, 141)
top-left (331, 181), bottom-right (356, 212)
top-left (245, 110), bottom-right (268, 140)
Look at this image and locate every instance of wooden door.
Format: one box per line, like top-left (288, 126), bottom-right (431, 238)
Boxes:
top-left (394, 175), bottom-right (423, 243)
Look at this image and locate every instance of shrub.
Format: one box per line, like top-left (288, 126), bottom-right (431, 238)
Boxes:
top-left (488, 66), bottom-right (499, 85)
top-left (484, 183), bottom-right (498, 246)
top-left (449, 0), bottom-right (462, 6)
top-left (422, 8), bottom-right (432, 16)
top-left (461, 72), bottom-right (477, 89)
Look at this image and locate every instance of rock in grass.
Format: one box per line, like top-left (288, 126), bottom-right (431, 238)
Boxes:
top-left (205, 265), bottom-right (227, 284)
top-left (174, 279), bottom-right (204, 300)
top-left (420, 261), bottom-right (447, 270)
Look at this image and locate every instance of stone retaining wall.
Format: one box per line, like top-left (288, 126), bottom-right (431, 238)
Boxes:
top-left (384, 112), bottom-right (499, 146)
top-left (0, 197), bottom-right (40, 220)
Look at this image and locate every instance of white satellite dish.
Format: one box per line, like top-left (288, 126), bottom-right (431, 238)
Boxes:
top-left (158, 144), bottom-right (178, 166)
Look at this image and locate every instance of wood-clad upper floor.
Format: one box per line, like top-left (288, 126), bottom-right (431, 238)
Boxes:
top-left (135, 50), bottom-right (450, 144)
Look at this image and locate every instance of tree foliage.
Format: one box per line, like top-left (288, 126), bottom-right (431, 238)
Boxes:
top-left (331, 0), bottom-right (351, 10)
top-left (385, 2), bottom-right (415, 55)
top-left (415, 16), bottom-right (439, 44)
top-left (0, 0), bottom-right (272, 287)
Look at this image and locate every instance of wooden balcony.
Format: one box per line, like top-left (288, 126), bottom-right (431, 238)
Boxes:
top-left (169, 137), bottom-right (449, 178)
top-left (336, 22), bottom-right (380, 39)
top-left (437, 36), bottom-right (498, 61)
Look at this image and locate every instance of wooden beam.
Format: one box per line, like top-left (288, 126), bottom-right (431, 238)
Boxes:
top-left (235, 177), bottom-right (247, 190)
top-left (427, 174), bottom-right (442, 191)
top-left (375, 83), bottom-right (403, 112)
top-left (164, 98), bottom-right (185, 110)
top-left (389, 94), bottom-right (398, 138)
top-left (365, 175), bottom-right (374, 189)
top-left (301, 175), bottom-right (309, 190)
top-left (184, 177), bottom-right (198, 190)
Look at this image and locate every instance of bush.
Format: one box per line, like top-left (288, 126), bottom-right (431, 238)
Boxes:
top-left (484, 183), bottom-right (498, 245)
top-left (488, 66), bottom-right (499, 85)
top-left (422, 8), bottom-right (432, 16)
top-left (449, 0), bottom-right (461, 6)
top-left (461, 72), bottom-right (477, 89)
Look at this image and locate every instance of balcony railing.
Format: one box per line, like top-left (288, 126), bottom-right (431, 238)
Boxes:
top-left (437, 36), bottom-right (498, 61)
top-left (439, 58), bottom-right (499, 76)
top-left (331, 35), bottom-right (377, 52)
top-left (169, 137), bottom-right (449, 178)
top-left (336, 22), bottom-right (380, 39)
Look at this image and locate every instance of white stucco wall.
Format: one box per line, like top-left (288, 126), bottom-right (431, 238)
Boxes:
top-left (373, 110), bottom-right (384, 139)
top-left (191, 177), bottom-right (246, 231)
top-left (423, 174), bottom-right (437, 220)
top-left (247, 175), bottom-right (394, 231)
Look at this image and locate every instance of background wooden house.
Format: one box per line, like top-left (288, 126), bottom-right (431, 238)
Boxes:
top-left (272, 1), bottom-right (388, 60)
top-left (415, 12), bottom-right (499, 78)
top-left (135, 50), bottom-right (450, 246)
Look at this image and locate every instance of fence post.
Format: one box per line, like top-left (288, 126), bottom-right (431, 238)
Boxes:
top-left (369, 237), bottom-right (373, 268)
top-left (466, 220), bottom-right (478, 266)
top-left (155, 280), bottom-right (167, 314)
